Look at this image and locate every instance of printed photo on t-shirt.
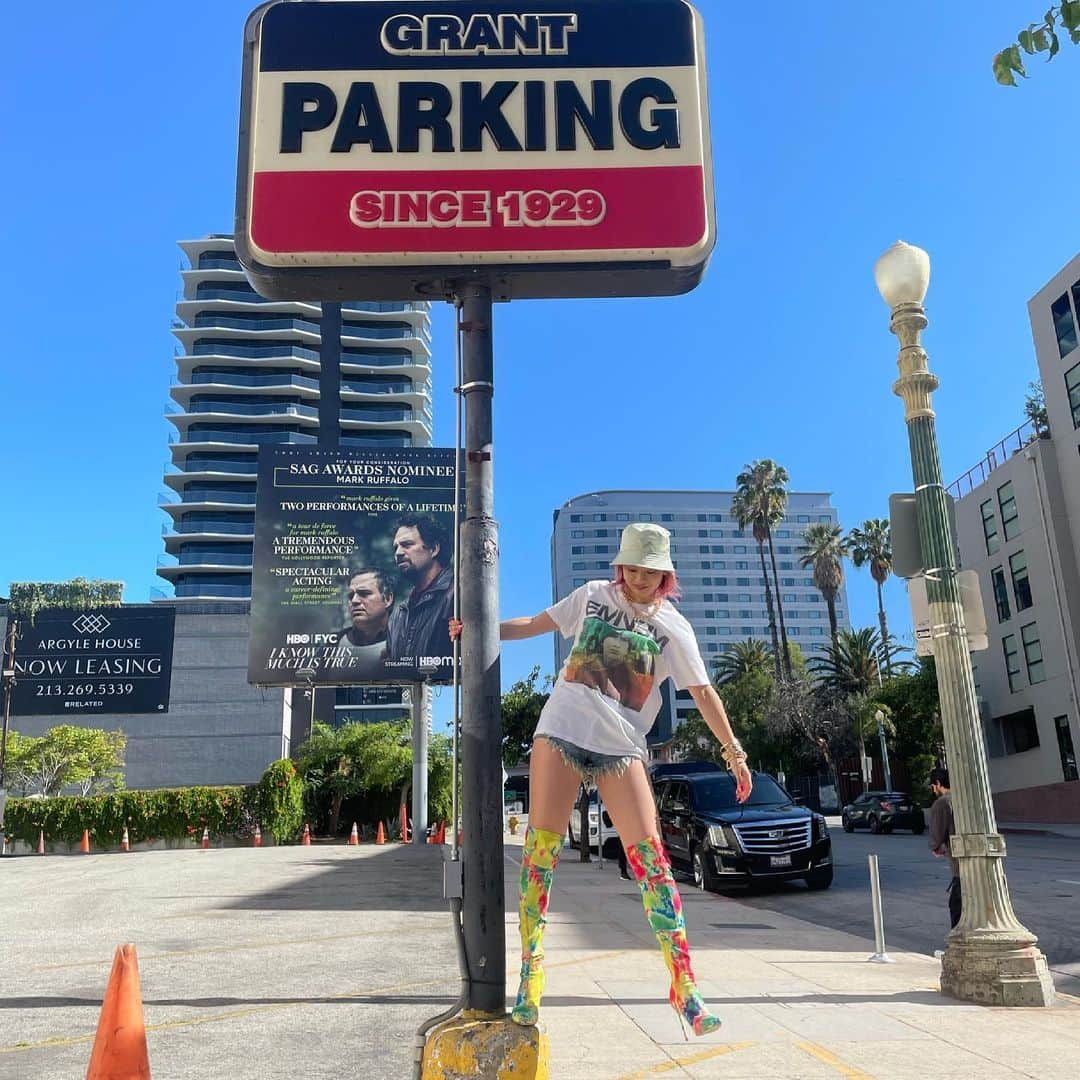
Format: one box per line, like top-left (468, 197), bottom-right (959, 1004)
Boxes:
top-left (564, 616), bottom-right (659, 712)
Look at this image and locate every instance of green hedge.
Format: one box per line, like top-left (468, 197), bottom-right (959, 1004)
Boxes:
top-left (1, 786), bottom-right (254, 848)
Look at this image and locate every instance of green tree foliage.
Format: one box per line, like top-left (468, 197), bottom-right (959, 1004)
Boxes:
top-left (7, 578), bottom-right (124, 622)
top-left (253, 759), bottom-right (306, 844)
top-left (734, 460), bottom-right (792, 677)
top-left (1025, 380), bottom-right (1049, 434)
top-left (994, 4), bottom-right (1080, 84)
top-left (296, 720), bottom-right (454, 837)
top-left (872, 657), bottom-right (943, 805)
top-left (501, 666), bottom-right (550, 767)
top-left (713, 639), bottom-right (771, 685)
top-left (799, 523), bottom-right (848, 645)
top-left (5, 725), bottom-right (126, 797)
top-left (847, 520), bottom-right (894, 675)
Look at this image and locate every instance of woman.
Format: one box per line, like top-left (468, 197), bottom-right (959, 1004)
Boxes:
top-left (451, 522), bottom-right (751, 1037)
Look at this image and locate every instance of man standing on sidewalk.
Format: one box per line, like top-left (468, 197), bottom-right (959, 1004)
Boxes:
top-left (928, 768), bottom-right (961, 929)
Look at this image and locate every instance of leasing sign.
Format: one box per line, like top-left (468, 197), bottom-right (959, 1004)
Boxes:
top-left (236, 0), bottom-right (714, 299)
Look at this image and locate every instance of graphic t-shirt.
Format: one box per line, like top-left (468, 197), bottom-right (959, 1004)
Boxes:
top-left (534, 580), bottom-right (709, 759)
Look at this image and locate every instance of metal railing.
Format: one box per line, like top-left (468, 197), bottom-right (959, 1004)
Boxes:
top-left (172, 457), bottom-right (259, 474)
top-left (946, 418), bottom-right (1049, 500)
top-left (189, 372), bottom-right (319, 390)
top-left (182, 431), bottom-right (318, 445)
top-left (192, 343), bottom-right (321, 361)
top-left (186, 401), bottom-right (318, 419)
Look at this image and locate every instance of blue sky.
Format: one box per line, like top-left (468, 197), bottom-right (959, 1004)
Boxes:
top-left (1, 3), bottom-right (1077, 731)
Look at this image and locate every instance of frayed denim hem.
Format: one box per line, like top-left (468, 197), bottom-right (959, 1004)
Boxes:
top-left (537, 735), bottom-right (638, 785)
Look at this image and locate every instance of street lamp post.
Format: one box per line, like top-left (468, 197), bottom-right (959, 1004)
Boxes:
top-left (873, 242), bottom-right (1054, 1006)
top-left (874, 709), bottom-right (893, 792)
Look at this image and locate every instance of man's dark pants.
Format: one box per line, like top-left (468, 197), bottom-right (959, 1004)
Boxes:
top-left (948, 876), bottom-right (962, 929)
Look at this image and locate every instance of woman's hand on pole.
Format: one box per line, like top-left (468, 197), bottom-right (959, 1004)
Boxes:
top-left (449, 618), bottom-right (463, 642)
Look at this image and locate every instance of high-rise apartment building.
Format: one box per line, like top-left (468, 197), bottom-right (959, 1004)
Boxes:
top-left (950, 252), bottom-right (1080, 823)
top-left (157, 234), bottom-right (433, 601)
top-left (551, 489), bottom-right (851, 742)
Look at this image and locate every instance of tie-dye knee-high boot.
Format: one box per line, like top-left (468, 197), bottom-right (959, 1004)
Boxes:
top-left (627, 835), bottom-right (721, 1037)
top-left (512, 826), bottom-right (564, 1026)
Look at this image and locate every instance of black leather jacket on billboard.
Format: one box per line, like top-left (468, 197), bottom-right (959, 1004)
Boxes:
top-left (386, 565), bottom-right (454, 663)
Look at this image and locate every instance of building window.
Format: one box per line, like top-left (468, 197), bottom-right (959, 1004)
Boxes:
top-left (741, 625), bottom-right (753, 636)
top-left (782, 577), bottom-right (796, 586)
top-left (709, 529), bottom-right (723, 538)
top-left (789, 627), bottom-right (800, 636)
top-left (1009, 550), bottom-right (1032, 611)
top-left (616, 513), bottom-right (629, 521)
top-left (1066, 362), bottom-right (1080, 429)
top-left (717, 609), bottom-right (730, 618)
top-left (818, 515), bottom-right (831, 523)
top-left (735, 561), bottom-right (749, 570)
top-left (998, 481), bottom-right (1019, 541)
top-left (782, 593), bottom-right (797, 604)
top-left (593, 513), bottom-right (606, 522)
top-left (571, 530), bottom-right (584, 538)
top-left (697, 514), bottom-right (707, 522)
top-left (797, 514), bottom-right (810, 523)
top-left (991, 567), bottom-right (1011, 623)
top-left (716, 593), bottom-right (729, 602)
top-left (1052, 292), bottom-right (1079, 358)
top-left (711, 545), bottom-right (724, 554)
top-left (571, 545), bottom-right (583, 554)
top-left (733, 545), bottom-right (747, 554)
top-left (570, 514), bottom-right (582, 522)
top-left (572, 561), bottom-right (586, 570)
top-left (1002, 633), bottom-right (1022, 692)
top-left (639, 512), bottom-right (653, 521)
top-left (1055, 716), bottom-right (1078, 781)
top-left (595, 529), bottom-right (609, 537)
top-left (573, 577), bottom-right (586, 587)
top-left (699, 545), bottom-right (709, 554)
top-left (980, 500), bottom-right (1000, 555)
top-left (1000, 707), bottom-right (1040, 754)
top-left (777, 545), bottom-right (792, 554)
top-left (736, 577), bottom-right (750, 587)
top-left (1021, 622), bottom-right (1046, 684)
top-left (661, 513), bottom-right (674, 522)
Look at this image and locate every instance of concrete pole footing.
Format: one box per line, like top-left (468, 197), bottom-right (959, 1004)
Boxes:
top-left (421, 1011), bottom-right (548, 1079)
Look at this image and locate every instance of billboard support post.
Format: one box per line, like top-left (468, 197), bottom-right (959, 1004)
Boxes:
top-left (456, 282), bottom-right (505, 1014)
top-left (411, 684), bottom-right (428, 846)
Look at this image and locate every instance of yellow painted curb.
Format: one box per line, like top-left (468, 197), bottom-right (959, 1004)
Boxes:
top-left (421, 1012), bottom-right (548, 1080)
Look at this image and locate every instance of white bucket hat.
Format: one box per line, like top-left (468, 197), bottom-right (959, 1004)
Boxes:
top-left (611, 523), bottom-right (675, 572)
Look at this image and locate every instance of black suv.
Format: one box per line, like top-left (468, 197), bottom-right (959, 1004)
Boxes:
top-left (652, 765), bottom-right (833, 891)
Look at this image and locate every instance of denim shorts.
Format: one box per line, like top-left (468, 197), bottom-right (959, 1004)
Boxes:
top-left (538, 735), bottom-right (637, 785)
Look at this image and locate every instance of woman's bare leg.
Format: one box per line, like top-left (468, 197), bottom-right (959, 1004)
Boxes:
top-left (527, 737), bottom-right (587, 835)
top-left (595, 758), bottom-right (657, 847)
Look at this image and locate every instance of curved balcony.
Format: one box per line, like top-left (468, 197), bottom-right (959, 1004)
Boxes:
top-left (339, 405), bottom-right (414, 423)
top-left (340, 434), bottom-right (412, 448)
top-left (192, 342), bottom-right (321, 362)
top-left (341, 379), bottom-right (427, 397)
top-left (158, 489), bottom-right (256, 510)
top-left (167, 456), bottom-right (259, 475)
top-left (189, 372), bottom-right (320, 390)
top-left (173, 582), bottom-right (252, 599)
top-left (182, 400), bottom-right (319, 419)
top-left (165, 519), bottom-right (254, 536)
top-left (196, 255), bottom-right (243, 272)
top-left (193, 314), bottom-right (323, 334)
top-left (176, 430), bottom-right (319, 446)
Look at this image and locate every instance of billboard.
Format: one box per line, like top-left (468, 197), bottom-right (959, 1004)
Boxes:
top-left (248, 446), bottom-right (461, 686)
top-left (236, 0), bottom-right (714, 299)
top-left (11, 608), bottom-right (176, 716)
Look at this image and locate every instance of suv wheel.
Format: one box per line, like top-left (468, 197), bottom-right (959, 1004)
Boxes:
top-left (869, 815), bottom-right (882, 834)
top-left (805, 866), bottom-right (833, 890)
top-left (692, 848), bottom-right (720, 893)
top-left (842, 814), bottom-right (854, 833)
top-left (912, 822), bottom-right (925, 835)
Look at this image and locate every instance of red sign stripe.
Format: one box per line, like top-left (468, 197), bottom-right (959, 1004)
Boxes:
top-left (251, 166), bottom-right (706, 255)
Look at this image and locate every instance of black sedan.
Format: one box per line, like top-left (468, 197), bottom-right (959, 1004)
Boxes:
top-left (654, 768), bottom-right (833, 892)
top-left (841, 791), bottom-right (925, 834)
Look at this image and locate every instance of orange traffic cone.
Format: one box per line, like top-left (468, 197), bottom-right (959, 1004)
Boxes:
top-left (200, 826), bottom-right (210, 850)
top-left (399, 805), bottom-right (409, 844)
top-left (348, 822), bottom-right (359, 846)
top-left (37, 829), bottom-right (45, 855)
top-left (85, 944), bottom-right (151, 1080)
top-left (81, 829), bottom-right (91, 854)
top-left (438, 822), bottom-right (447, 845)
top-left (253, 824), bottom-right (262, 848)
top-left (302, 823), bottom-right (311, 846)
top-left (376, 821), bottom-right (386, 845)
top-left (121, 827), bottom-right (130, 853)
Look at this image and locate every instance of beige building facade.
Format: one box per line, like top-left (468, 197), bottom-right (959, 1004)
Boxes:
top-left (951, 253), bottom-right (1080, 822)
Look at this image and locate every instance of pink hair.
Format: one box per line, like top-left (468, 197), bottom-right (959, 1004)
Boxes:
top-left (613, 565), bottom-right (681, 601)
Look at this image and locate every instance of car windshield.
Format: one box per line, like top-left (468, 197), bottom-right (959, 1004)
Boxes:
top-left (692, 775), bottom-right (793, 810)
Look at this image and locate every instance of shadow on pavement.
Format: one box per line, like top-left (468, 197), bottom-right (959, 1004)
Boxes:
top-left (221, 845), bottom-right (449, 913)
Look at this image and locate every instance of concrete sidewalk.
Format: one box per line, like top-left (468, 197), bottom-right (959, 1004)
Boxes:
top-left (515, 840), bottom-right (1080, 1080)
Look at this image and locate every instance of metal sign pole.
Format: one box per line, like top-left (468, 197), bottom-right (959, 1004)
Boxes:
top-left (457, 283), bottom-right (504, 1014)
top-left (411, 684), bottom-right (429, 845)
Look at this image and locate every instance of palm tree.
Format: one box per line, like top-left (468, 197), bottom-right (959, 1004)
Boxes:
top-left (810, 627), bottom-right (884, 696)
top-left (800, 522), bottom-right (847, 645)
top-left (731, 488), bottom-right (781, 678)
top-left (847, 519), bottom-right (894, 677)
top-left (734, 460), bottom-right (792, 677)
top-left (713, 638), bottom-right (772, 686)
